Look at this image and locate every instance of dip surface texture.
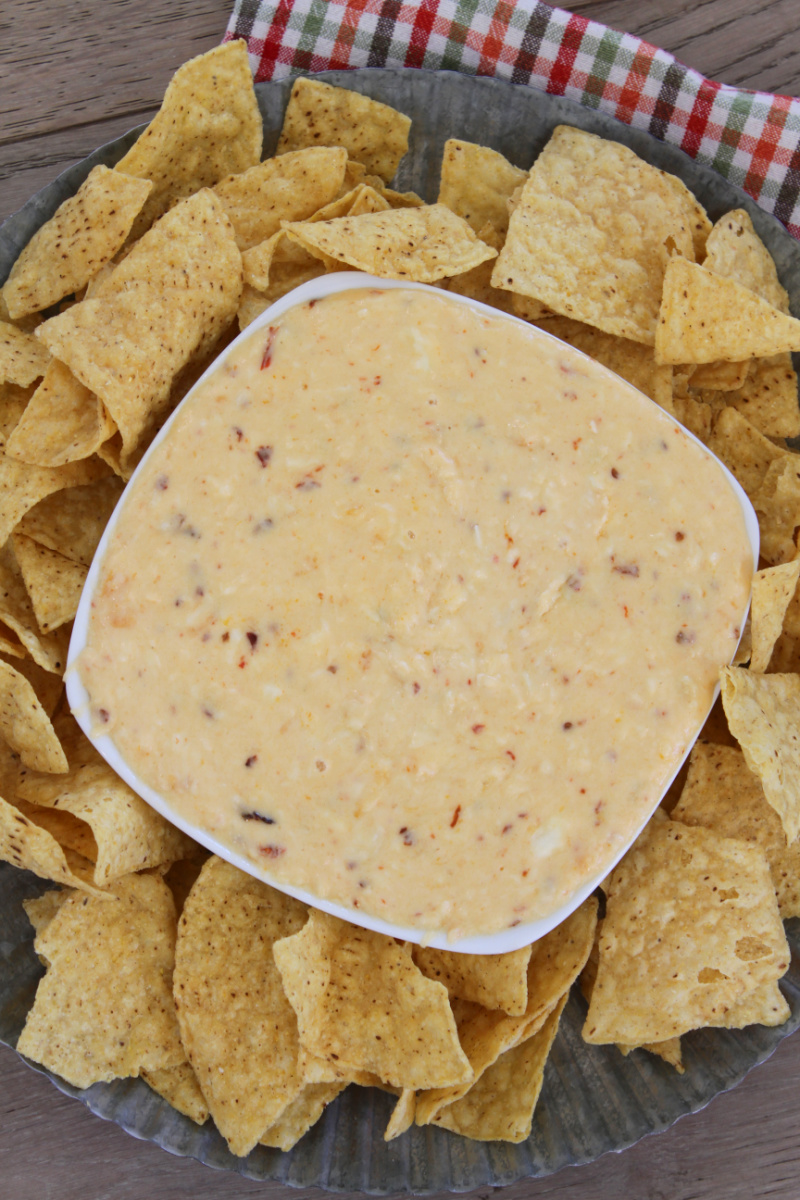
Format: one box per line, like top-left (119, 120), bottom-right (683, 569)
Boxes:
top-left (78, 288), bottom-right (752, 939)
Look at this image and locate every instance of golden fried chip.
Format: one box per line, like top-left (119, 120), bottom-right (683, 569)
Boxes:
top-left (432, 994), bottom-right (567, 1143)
top-left (0, 658), bottom-right (66, 772)
top-left (36, 189), bottom-right (242, 467)
top-left (17, 874), bottom-right (184, 1088)
top-left (536, 314), bottom-right (674, 412)
top-left (274, 909), bottom-right (472, 1092)
top-left (751, 456), bottom-right (800, 565)
top-left (114, 42), bottom-right (261, 239)
top-left (0, 793), bottom-right (102, 893)
top-left (723, 353), bottom-right (800, 439)
top-left (583, 818), bottom-right (789, 1046)
top-left (437, 140), bottom-right (526, 237)
top-left (384, 1088), bottom-right (416, 1142)
top-left (720, 666), bottom-right (800, 841)
top-left (412, 942), bottom-right (532, 1016)
top-left (656, 258), bottom-right (800, 364)
top-left (285, 204), bottom-right (496, 283)
top-left (277, 78), bottom-right (410, 184)
top-left (688, 360), bottom-right (751, 392)
top-left (672, 741), bottom-right (800, 919)
top-left (18, 757), bottom-right (192, 885)
top-left (347, 185), bottom-right (391, 217)
top-left (0, 322), bottom-right (50, 388)
top-left (0, 543), bottom-right (70, 673)
top-left (214, 147), bottom-right (348, 251)
top-left (141, 1062), bottom-right (209, 1125)
top-left (492, 126), bottom-right (696, 344)
top-left (749, 561), bottom-right (800, 672)
top-left (2, 167), bottom-right (152, 319)
top-left (617, 1037), bottom-right (684, 1072)
top-left (704, 208), bottom-right (790, 313)
top-left (16, 475), bottom-right (123, 567)
top-left (416, 898), bottom-right (597, 1125)
top-left (260, 1082), bottom-right (346, 1150)
top-left (23, 887), bottom-right (70, 937)
top-left (11, 534), bottom-right (87, 634)
top-left (719, 978), bottom-right (790, 1028)
top-left (173, 857), bottom-right (309, 1157)
top-left (707, 405), bottom-right (788, 498)
top-left (5, 360), bottom-right (115, 467)
top-left (15, 797), bottom-right (97, 865)
top-left (2, 652), bottom-right (60, 717)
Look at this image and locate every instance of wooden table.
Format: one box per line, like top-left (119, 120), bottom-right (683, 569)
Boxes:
top-left (1, 3), bottom-right (799, 1197)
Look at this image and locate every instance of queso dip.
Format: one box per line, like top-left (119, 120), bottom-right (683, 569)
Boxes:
top-left (77, 288), bottom-right (752, 939)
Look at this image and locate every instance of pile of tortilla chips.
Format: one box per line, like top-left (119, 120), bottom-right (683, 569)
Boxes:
top-left (2, 40), bottom-right (800, 1154)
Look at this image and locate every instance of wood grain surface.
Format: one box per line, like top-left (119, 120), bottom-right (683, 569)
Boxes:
top-left (1, 3), bottom-right (800, 1199)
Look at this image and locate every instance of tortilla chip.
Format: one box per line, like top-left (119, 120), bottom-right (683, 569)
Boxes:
top-left (491, 126), bottom-right (696, 344)
top-left (2, 166), bottom-right (152, 319)
top-left (718, 978), bottom-right (790, 1028)
top-left (141, 1062), bottom-right (209, 1124)
top-left (437, 139), bottom-right (526, 237)
top-left (274, 909), bottom-right (472, 1092)
top-left (347, 185), bottom-right (392, 217)
top-left (23, 887), bottom-right (71, 937)
top-left (617, 1037), bottom-right (684, 1072)
top-left (707, 405), bottom-right (788, 499)
top-left (415, 897), bottom-right (597, 1125)
top-left (720, 666), bottom-right (800, 841)
top-left (688, 360), bottom-right (751, 392)
top-left (0, 543), bottom-right (70, 673)
top-left (0, 792), bottom-right (103, 893)
top-left (431, 995), bottom-right (567, 1143)
top-left (535, 315), bottom-right (674, 412)
top-left (656, 258), bottom-right (800, 364)
top-left (277, 78), bottom-right (410, 184)
top-left (672, 741), bottom-right (800, 919)
top-left (16, 475), bottom-right (123, 567)
top-left (749, 561), bottom-right (800, 672)
top-left (722, 353), bottom-right (800, 439)
top-left (383, 1088), bottom-right (416, 1142)
top-left (0, 658), bottom-right (66, 772)
top-left (0, 322), bottom-right (50, 388)
top-left (704, 208), bottom-right (790, 313)
top-left (17, 873), bottom-right (184, 1088)
top-left (114, 42), bottom-right (262, 240)
top-left (173, 857), bottom-right (309, 1157)
top-left (412, 942), bottom-right (531, 1016)
top-left (36, 189), bottom-right (242, 467)
top-left (751, 456), bottom-right (800, 565)
top-left (285, 204), bottom-right (496, 283)
top-left (18, 756), bottom-right (192, 885)
top-left (11, 534), bottom-right (87, 634)
top-left (214, 147), bottom-right (348, 251)
top-left (5, 653), bottom-right (62, 717)
top-left (15, 796), bottom-right (97, 865)
top-left (260, 1082), bottom-right (346, 1150)
top-left (5, 360), bottom-right (115, 468)
top-left (583, 818), bottom-right (788, 1046)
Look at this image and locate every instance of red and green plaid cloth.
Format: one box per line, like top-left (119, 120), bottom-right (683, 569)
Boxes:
top-left (224, 0), bottom-right (800, 239)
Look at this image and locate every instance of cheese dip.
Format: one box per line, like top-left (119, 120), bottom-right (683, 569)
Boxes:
top-left (77, 288), bottom-right (752, 939)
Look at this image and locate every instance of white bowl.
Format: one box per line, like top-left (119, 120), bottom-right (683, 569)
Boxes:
top-left (66, 272), bottom-right (760, 954)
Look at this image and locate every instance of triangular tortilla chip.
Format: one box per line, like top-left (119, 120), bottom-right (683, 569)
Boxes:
top-left (6, 360), bottom-right (115, 467)
top-left (437, 139), bottom-right (526, 237)
top-left (750, 561), bottom-right (800, 672)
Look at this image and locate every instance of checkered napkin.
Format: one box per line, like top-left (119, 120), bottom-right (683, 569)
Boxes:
top-left (226, 0), bottom-right (800, 240)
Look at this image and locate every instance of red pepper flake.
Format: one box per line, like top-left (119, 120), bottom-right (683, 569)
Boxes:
top-left (202, 706), bottom-right (215, 718)
top-left (612, 562), bottom-right (639, 577)
top-left (512, 557), bottom-right (520, 569)
top-left (259, 844), bottom-right (285, 858)
top-left (472, 723), bottom-right (485, 734)
top-left (506, 749), bottom-right (516, 761)
top-left (611, 467), bottom-right (620, 479)
top-left (502, 823), bottom-right (513, 834)
top-left (296, 475), bottom-right (321, 490)
top-left (245, 756), bottom-right (258, 768)
top-left (243, 811), bottom-right (274, 824)
top-left (676, 629), bottom-right (696, 644)
top-left (98, 708), bottom-right (110, 724)
top-left (155, 474), bottom-right (169, 491)
top-left (233, 426), bottom-right (244, 442)
top-left (222, 631), bottom-right (230, 642)
top-left (327, 664), bottom-right (338, 674)
top-left (412, 681), bottom-right (420, 693)
top-left (260, 326), bottom-right (277, 370)
top-left (450, 805), bottom-right (461, 828)
top-left (246, 631), bottom-right (258, 649)
top-left (238, 657), bottom-right (247, 669)
top-left (563, 721), bottom-right (573, 730)
top-left (675, 531), bottom-right (685, 541)
top-left (399, 827), bottom-right (414, 846)
top-left (255, 445), bottom-right (273, 468)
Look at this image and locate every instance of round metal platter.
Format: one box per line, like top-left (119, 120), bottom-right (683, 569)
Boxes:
top-left (1, 67), bottom-right (800, 1194)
